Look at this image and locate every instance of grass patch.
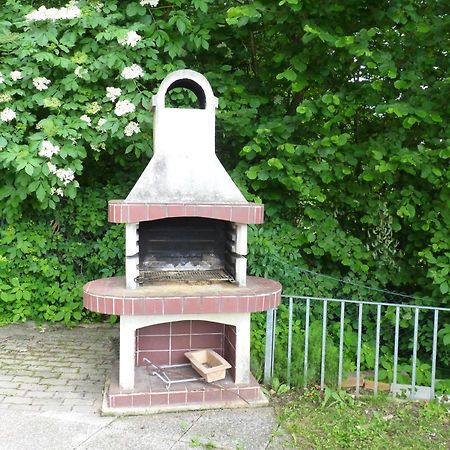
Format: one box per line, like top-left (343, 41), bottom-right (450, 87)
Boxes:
top-left (274, 388), bottom-right (450, 449)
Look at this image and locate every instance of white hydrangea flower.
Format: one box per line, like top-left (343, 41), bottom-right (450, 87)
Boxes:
top-left (0, 93), bottom-right (13, 103)
top-left (118, 30), bottom-right (142, 48)
top-left (39, 140), bottom-right (60, 158)
top-left (33, 77), bottom-right (51, 91)
top-left (124, 121), bottom-right (140, 137)
top-left (74, 66), bottom-right (87, 78)
top-left (97, 118), bottom-right (107, 127)
top-left (25, 3), bottom-right (81, 22)
top-left (140, 0), bottom-right (159, 6)
top-left (86, 102), bottom-right (101, 114)
top-left (80, 114), bottom-right (91, 125)
top-left (51, 187), bottom-right (64, 197)
top-left (90, 142), bottom-right (106, 152)
top-left (121, 64), bottom-right (144, 80)
top-left (274, 95), bottom-right (283, 105)
top-left (115, 100), bottom-right (135, 116)
top-left (55, 168), bottom-right (75, 185)
top-left (106, 87), bottom-right (122, 102)
top-left (47, 162), bottom-right (57, 173)
top-left (10, 71), bottom-right (23, 81)
top-left (0, 73), bottom-right (4, 84)
top-left (0, 107), bottom-right (16, 122)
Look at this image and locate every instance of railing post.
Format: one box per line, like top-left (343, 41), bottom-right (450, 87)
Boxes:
top-left (320, 300), bottom-right (328, 390)
top-left (430, 309), bottom-right (439, 400)
top-left (355, 303), bottom-right (363, 396)
top-left (287, 297), bottom-right (293, 387)
top-left (264, 307), bottom-right (276, 385)
top-left (304, 298), bottom-right (310, 388)
top-left (374, 304), bottom-right (381, 396)
top-left (410, 308), bottom-right (419, 400)
top-left (338, 301), bottom-right (345, 387)
top-left (393, 306), bottom-right (400, 388)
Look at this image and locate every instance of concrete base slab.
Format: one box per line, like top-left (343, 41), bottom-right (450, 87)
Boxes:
top-left (0, 410), bottom-right (115, 450)
top-left (101, 364), bottom-right (269, 415)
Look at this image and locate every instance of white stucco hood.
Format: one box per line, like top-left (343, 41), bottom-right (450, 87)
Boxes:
top-left (126, 70), bottom-right (247, 204)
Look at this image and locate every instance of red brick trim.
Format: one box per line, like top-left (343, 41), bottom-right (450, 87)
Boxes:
top-left (108, 200), bottom-right (264, 224)
top-left (83, 276), bottom-right (281, 316)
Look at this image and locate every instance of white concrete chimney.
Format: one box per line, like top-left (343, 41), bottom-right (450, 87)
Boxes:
top-left (126, 70), bottom-right (246, 204)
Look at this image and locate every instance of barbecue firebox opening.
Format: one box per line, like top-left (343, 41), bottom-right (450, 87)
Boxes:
top-left (135, 217), bottom-right (240, 285)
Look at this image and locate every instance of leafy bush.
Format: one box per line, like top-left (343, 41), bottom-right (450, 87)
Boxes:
top-left (0, 181), bottom-right (127, 325)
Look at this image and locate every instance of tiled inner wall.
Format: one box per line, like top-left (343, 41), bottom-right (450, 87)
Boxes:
top-left (136, 320), bottom-right (237, 377)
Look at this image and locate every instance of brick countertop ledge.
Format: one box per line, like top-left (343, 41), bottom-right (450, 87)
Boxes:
top-left (83, 276), bottom-right (281, 316)
top-left (108, 200), bottom-right (264, 224)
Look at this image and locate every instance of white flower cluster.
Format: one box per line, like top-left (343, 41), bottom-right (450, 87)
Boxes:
top-left (11, 71), bottom-right (23, 81)
top-left (47, 162), bottom-right (75, 185)
top-left (47, 162), bottom-right (57, 173)
top-left (56, 168), bottom-right (75, 185)
top-left (86, 102), bottom-right (101, 114)
top-left (106, 87), bottom-right (122, 102)
top-left (115, 100), bottom-right (135, 116)
top-left (25, 3), bottom-right (81, 22)
top-left (121, 64), bottom-right (144, 80)
top-left (140, 0), bottom-right (159, 6)
top-left (33, 77), bottom-right (51, 91)
top-left (80, 114), bottom-right (91, 125)
top-left (124, 121), bottom-right (140, 137)
top-left (0, 93), bottom-right (12, 103)
top-left (273, 95), bottom-right (283, 105)
top-left (90, 142), bottom-right (106, 152)
top-left (0, 73), bottom-right (4, 84)
top-left (0, 108), bottom-right (16, 122)
top-left (39, 140), bottom-right (60, 158)
top-left (118, 30), bottom-right (142, 48)
top-left (74, 66), bottom-right (88, 78)
top-left (51, 187), bottom-right (64, 197)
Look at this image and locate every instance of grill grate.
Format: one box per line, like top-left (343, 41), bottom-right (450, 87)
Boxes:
top-left (135, 269), bottom-right (234, 284)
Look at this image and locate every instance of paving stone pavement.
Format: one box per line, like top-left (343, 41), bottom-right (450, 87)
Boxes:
top-left (0, 322), bottom-right (288, 449)
top-left (0, 322), bottom-right (117, 414)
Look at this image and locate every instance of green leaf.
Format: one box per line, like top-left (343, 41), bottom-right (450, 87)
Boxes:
top-left (247, 166), bottom-right (258, 180)
top-left (276, 68), bottom-right (297, 82)
top-left (126, 3), bottom-right (145, 16)
top-left (24, 164), bottom-right (34, 176)
top-left (54, 310), bottom-right (65, 321)
top-left (403, 116), bottom-right (418, 129)
top-left (394, 80), bottom-right (408, 89)
top-left (439, 282), bottom-right (449, 295)
top-left (268, 158), bottom-right (283, 170)
top-left (176, 19), bottom-right (186, 34)
top-left (36, 184), bottom-right (46, 202)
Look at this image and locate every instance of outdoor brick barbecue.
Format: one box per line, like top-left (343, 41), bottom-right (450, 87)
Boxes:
top-left (83, 70), bottom-right (282, 413)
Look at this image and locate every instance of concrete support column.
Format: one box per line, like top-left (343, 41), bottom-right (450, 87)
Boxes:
top-left (119, 316), bottom-right (137, 390)
top-left (125, 223), bottom-right (139, 289)
top-left (233, 313), bottom-right (251, 384)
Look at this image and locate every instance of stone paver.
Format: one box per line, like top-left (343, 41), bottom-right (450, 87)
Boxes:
top-left (0, 322), bottom-right (117, 413)
top-left (0, 322), bottom-right (288, 449)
